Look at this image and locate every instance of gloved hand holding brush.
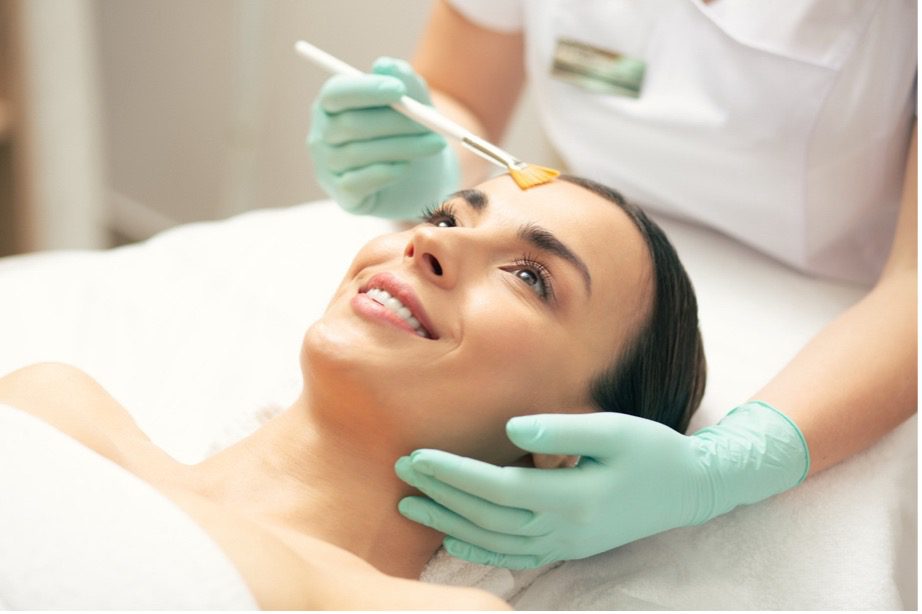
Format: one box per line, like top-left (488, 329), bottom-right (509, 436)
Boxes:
top-left (308, 56), bottom-right (460, 219)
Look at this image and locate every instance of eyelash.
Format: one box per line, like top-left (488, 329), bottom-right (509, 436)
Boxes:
top-left (509, 255), bottom-right (555, 302)
top-left (419, 203), bottom-right (556, 303)
top-left (420, 202), bottom-right (457, 228)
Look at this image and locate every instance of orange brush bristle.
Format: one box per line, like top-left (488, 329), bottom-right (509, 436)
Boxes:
top-left (509, 164), bottom-right (561, 190)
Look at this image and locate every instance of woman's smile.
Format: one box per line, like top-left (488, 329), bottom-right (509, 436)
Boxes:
top-left (352, 271), bottom-right (440, 340)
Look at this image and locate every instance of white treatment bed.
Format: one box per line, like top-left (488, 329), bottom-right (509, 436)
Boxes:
top-left (0, 199), bottom-right (915, 609)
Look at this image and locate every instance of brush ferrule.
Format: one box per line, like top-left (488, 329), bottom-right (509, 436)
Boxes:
top-left (461, 136), bottom-right (526, 172)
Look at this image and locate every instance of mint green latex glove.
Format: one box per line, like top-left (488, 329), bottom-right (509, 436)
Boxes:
top-left (308, 56), bottom-right (460, 219)
top-left (395, 400), bottom-right (809, 569)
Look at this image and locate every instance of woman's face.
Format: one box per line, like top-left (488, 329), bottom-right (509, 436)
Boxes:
top-left (303, 176), bottom-right (653, 463)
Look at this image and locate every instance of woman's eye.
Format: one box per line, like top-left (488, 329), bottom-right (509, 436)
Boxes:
top-left (421, 204), bottom-right (457, 228)
top-left (509, 259), bottom-right (554, 302)
top-left (432, 217), bottom-right (455, 228)
top-left (515, 268), bottom-right (543, 291)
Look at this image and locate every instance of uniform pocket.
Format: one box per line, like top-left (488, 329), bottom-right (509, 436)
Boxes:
top-left (692, 0), bottom-right (881, 69)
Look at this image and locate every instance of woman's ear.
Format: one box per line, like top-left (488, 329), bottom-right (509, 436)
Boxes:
top-left (532, 453), bottom-right (580, 469)
top-left (528, 405), bottom-right (594, 469)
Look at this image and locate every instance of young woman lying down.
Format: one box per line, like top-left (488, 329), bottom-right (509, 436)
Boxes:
top-left (0, 174), bottom-right (705, 609)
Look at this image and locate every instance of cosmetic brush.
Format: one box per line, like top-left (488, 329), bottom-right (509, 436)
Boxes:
top-left (295, 40), bottom-right (560, 190)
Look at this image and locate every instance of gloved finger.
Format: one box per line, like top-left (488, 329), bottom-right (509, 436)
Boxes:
top-left (443, 537), bottom-right (550, 570)
top-left (408, 449), bottom-right (558, 510)
top-left (318, 74), bottom-right (406, 113)
top-left (506, 412), bottom-right (629, 459)
top-left (397, 496), bottom-right (539, 557)
top-left (372, 56), bottom-right (432, 104)
top-left (396, 458), bottom-right (547, 536)
top-left (324, 133), bottom-right (446, 173)
top-left (323, 106), bottom-right (431, 145)
top-left (327, 162), bottom-right (409, 210)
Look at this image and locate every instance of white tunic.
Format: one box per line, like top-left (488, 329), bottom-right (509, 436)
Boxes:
top-left (449, 0), bottom-right (917, 284)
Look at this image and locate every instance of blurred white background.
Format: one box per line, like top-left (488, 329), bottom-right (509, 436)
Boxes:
top-left (0, 0), bottom-right (558, 255)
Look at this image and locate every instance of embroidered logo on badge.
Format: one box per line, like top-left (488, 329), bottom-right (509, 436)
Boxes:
top-left (551, 38), bottom-right (645, 98)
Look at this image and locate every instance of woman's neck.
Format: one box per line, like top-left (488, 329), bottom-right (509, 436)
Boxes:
top-left (189, 391), bottom-right (442, 579)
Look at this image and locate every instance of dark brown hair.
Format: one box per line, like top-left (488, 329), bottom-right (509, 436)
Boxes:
top-left (559, 174), bottom-right (706, 432)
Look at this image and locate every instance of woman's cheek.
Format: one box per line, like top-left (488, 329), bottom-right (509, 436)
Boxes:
top-left (492, 296), bottom-right (555, 354)
top-left (466, 310), bottom-right (564, 390)
top-left (342, 232), bottom-right (409, 279)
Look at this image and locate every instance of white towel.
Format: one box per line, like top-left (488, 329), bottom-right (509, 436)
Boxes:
top-left (0, 403), bottom-right (258, 609)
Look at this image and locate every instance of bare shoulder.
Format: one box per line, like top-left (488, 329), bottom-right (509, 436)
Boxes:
top-left (0, 362), bottom-right (152, 462)
top-left (0, 364), bottom-right (513, 610)
top-left (161, 493), bottom-right (511, 610)
top-left (357, 574), bottom-right (513, 610)
top-left (400, 581), bottom-right (512, 610)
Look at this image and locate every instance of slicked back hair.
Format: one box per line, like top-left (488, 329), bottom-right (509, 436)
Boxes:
top-left (559, 174), bottom-right (706, 432)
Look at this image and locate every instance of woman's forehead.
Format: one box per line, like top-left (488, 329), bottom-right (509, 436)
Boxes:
top-left (475, 174), bottom-right (655, 367)
top-left (473, 176), bottom-right (651, 278)
top-left (476, 175), bottom-right (629, 228)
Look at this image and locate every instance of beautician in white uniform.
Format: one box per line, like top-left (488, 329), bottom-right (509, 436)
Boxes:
top-left (308, 0), bottom-right (917, 568)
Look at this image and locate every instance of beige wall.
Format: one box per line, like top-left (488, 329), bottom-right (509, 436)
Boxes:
top-left (7, 0), bottom-right (107, 252)
top-left (96, 0), bottom-right (557, 240)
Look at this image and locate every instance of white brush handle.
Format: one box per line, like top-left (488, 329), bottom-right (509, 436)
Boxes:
top-left (294, 40), bottom-right (470, 141)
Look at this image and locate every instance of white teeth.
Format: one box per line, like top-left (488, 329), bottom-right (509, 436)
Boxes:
top-left (365, 287), bottom-right (430, 338)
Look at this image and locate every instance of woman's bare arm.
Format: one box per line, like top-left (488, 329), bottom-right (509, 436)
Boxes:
top-left (0, 363), bottom-right (511, 610)
top-left (412, 0), bottom-right (525, 185)
top-left (755, 122), bottom-right (917, 475)
top-left (0, 362), bottom-right (151, 458)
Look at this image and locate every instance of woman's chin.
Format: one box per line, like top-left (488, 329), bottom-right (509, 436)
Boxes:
top-left (300, 319), bottom-right (422, 404)
top-left (303, 309), bottom-right (438, 373)
top-left (301, 320), bottom-right (366, 378)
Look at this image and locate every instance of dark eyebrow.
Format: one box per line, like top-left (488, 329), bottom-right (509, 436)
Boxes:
top-left (448, 188), bottom-right (489, 211)
top-left (446, 188), bottom-right (593, 296)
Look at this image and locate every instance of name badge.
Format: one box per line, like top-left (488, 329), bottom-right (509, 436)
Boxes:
top-left (551, 38), bottom-right (645, 98)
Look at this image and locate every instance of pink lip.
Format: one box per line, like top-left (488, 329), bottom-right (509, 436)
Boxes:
top-left (355, 272), bottom-right (439, 340)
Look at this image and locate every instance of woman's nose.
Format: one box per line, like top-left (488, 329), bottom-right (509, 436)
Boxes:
top-left (404, 226), bottom-right (457, 288)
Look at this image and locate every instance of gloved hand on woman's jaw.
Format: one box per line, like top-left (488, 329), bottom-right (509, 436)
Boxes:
top-left (308, 56), bottom-right (460, 219)
top-left (395, 400), bottom-right (810, 569)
